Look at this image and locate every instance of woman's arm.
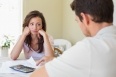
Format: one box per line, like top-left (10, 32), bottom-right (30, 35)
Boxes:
top-left (38, 30), bottom-right (54, 57)
top-left (10, 34), bottom-right (26, 60)
top-left (10, 27), bottom-right (30, 60)
top-left (43, 34), bottom-right (54, 56)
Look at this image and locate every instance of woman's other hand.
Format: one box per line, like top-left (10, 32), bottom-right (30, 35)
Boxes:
top-left (36, 56), bottom-right (54, 66)
top-left (23, 27), bottom-right (30, 36)
top-left (37, 29), bottom-right (47, 38)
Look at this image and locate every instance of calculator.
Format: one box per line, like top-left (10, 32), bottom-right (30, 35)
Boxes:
top-left (10, 64), bottom-right (35, 73)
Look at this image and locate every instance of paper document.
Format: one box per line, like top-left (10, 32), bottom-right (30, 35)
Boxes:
top-left (0, 57), bottom-right (40, 73)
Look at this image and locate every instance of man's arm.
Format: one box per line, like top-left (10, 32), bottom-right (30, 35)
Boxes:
top-left (30, 66), bottom-right (49, 77)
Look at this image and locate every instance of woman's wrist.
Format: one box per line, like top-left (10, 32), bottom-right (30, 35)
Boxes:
top-left (21, 33), bottom-right (27, 38)
top-left (43, 33), bottom-right (48, 39)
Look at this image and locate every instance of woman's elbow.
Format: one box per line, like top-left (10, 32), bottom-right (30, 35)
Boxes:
top-left (10, 54), bottom-right (17, 60)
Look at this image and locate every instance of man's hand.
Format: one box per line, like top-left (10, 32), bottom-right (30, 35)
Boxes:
top-left (36, 56), bottom-right (54, 66)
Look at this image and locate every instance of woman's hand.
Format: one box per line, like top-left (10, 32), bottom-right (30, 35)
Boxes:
top-left (23, 27), bottom-right (30, 36)
top-left (37, 29), bottom-right (47, 38)
top-left (36, 56), bottom-right (54, 66)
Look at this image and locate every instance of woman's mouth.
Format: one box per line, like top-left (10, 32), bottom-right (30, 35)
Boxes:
top-left (33, 31), bottom-right (38, 32)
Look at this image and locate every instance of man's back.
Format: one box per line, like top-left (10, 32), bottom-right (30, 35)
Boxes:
top-left (88, 26), bottom-right (116, 77)
top-left (45, 26), bottom-right (116, 77)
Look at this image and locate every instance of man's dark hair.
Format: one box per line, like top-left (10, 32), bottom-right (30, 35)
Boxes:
top-left (70, 0), bottom-right (114, 23)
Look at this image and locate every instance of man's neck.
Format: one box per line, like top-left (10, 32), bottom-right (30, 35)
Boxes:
top-left (90, 22), bottom-right (113, 36)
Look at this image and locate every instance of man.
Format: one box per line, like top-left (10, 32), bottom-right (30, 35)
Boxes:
top-left (30, 0), bottom-right (116, 77)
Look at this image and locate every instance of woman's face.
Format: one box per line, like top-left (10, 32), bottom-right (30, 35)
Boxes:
top-left (28, 17), bottom-right (42, 35)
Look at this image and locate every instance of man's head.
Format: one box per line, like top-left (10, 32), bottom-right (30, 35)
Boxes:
top-left (70, 0), bottom-right (114, 36)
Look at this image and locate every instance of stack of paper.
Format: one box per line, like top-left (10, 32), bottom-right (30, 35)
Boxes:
top-left (0, 57), bottom-right (40, 73)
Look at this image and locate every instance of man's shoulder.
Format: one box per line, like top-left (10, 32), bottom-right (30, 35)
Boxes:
top-left (75, 37), bottom-right (100, 47)
top-left (76, 37), bottom-right (95, 44)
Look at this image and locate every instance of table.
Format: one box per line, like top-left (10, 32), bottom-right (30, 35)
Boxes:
top-left (0, 57), bottom-right (31, 77)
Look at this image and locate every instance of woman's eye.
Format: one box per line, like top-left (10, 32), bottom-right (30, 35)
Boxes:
top-left (37, 24), bottom-right (41, 26)
top-left (30, 23), bottom-right (33, 26)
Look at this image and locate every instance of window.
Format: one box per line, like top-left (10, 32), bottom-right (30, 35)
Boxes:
top-left (0, 0), bottom-right (22, 52)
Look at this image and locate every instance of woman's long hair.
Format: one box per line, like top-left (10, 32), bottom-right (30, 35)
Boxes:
top-left (23, 10), bottom-right (46, 53)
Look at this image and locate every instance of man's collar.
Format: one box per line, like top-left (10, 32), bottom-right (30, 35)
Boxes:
top-left (95, 25), bottom-right (116, 37)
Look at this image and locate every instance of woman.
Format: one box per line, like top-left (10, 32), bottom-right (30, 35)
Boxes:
top-left (10, 10), bottom-right (54, 60)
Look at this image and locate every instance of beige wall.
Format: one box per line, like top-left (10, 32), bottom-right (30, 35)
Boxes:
top-left (23, 0), bottom-right (85, 45)
top-left (62, 0), bottom-right (85, 45)
top-left (23, 0), bottom-right (63, 39)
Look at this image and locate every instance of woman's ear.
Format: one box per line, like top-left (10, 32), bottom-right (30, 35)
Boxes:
top-left (80, 13), bottom-right (89, 26)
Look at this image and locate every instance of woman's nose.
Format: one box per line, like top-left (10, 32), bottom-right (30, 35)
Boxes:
top-left (33, 25), bottom-right (37, 30)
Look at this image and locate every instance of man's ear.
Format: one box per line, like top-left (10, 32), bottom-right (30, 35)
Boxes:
top-left (80, 13), bottom-right (89, 26)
